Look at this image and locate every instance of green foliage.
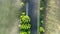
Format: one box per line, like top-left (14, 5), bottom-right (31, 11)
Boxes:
top-left (19, 0), bottom-right (30, 34)
top-left (40, 7), bottom-right (45, 33)
top-left (19, 24), bottom-right (31, 29)
top-left (40, 0), bottom-right (45, 33)
top-left (20, 2), bottom-right (24, 7)
top-left (20, 31), bottom-right (27, 34)
top-left (40, 7), bottom-right (44, 11)
top-left (20, 12), bottom-right (30, 23)
top-left (20, 31), bottom-right (30, 34)
top-left (27, 31), bottom-right (30, 34)
top-left (40, 27), bottom-right (45, 32)
top-left (41, 20), bottom-right (44, 23)
top-left (20, 15), bottom-right (30, 23)
top-left (19, 12), bottom-right (31, 34)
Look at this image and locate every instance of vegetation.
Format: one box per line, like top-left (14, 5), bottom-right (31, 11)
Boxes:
top-left (39, 0), bottom-right (45, 34)
top-left (19, 12), bottom-right (31, 34)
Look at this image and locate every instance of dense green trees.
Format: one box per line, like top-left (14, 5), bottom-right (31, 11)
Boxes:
top-left (19, 12), bottom-right (31, 34)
